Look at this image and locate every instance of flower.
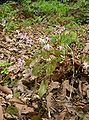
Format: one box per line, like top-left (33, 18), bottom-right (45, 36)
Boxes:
top-left (43, 44), bottom-right (52, 51)
top-left (39, 38), bottom-right (47, 44)
top-left (83, 61), bottom-right (89, 69)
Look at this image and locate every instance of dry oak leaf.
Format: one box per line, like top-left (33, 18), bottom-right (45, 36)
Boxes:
top-left (0, 85), bottom-right (12, 94)
top-left (83, 112), bottom-right (89, 120)
top-left (14, 103), bottom-right (34, 114)
top-left (0, 104), bottom-right (3, 120)
top-left (9, 97), bottom-right (24, 104)
top-left (83, 43), bottom-right (89, 54)
top-left (57, 110), bottom-right (66, 120)
top-left (9, 97), bottom-right (34, 114)
top-left (62, 80), bottom-right (75, 97)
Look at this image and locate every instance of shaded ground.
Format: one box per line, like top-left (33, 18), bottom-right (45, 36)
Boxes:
top-left (0, 22), bottom-right (89, 120)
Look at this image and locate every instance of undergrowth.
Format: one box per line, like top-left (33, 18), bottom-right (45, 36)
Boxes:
top-left (24, 30), bottom-right (87, 97)
top-left (1, 0), bottom-right (89, 32)
top-left (0, 0), bottom-right (89, 97)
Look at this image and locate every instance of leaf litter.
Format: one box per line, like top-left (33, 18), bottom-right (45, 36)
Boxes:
top-left (0, 22), bottom-right (89, 120)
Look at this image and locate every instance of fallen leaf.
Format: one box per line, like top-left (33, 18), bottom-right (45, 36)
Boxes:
top-left (48, 81), bottom-right (60, 92)
top-left (87, 89), bottom-right (89, 98)
top-left (82, 83), bottom-right (89, 97)
top-left (57, 111), bottom-right (66, 120)
top-left (9, 97), bottom-right (24, 104)
top-left (83, 112), bottom-right (89, 120)
top-left (31, 115), bottom-right (41, 120)
top-left (5, 36), bottom-right (12, 42)
top-left (79, 81), bottom-right (82, 93)
top-left (16, 80), bottom-right (25, 93)
top-left (0, 104), bottom-right (3, 120)
top-left (46, 92), bottom-right (53, 119)
top-left (62, 80), bottom-right (75, 97)
top-left (83, 43), bottom-right (89, 54)
top-left (14, 103), bottom-right (34, 114)
top-left (0, 85), bottom-right (12, 94)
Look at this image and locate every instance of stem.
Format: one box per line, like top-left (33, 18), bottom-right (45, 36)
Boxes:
top-left (67, 45), bottom-right (75, 79)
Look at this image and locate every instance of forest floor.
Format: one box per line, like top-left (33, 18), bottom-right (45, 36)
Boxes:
top-left (0, 18), bottom-right (89, 120)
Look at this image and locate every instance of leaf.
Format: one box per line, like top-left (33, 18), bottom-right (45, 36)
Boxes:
top-left (41, 50), bottom-right (49, 59)
top-left (1, 68), bottom-right (9, 75)
top-left (9, 97), bottom-right (23, 104)
top-left (0, 85), bottom-right (12, 94)
top-left (14, 91), bottom-right (21, 98)
top-left (38, 80), bottom-right (48, 98)
top-left (32, 63), bottom-right (45, 76)
top-left (51, 34), bottom-right (59, 44)
top-left (57, 111), bottom-right (66, 120)
top-left (0, 60), bottom-right (13, 67)
top-left (6, 105), bottom-right (18, 115)
top-left (83, 55), bottom-right (89, 62)
top-left (83, 113), bottom-right (89, 120)
top-left (31, 115), bottom-right (41, 120)
top-left (46, 63), bottom-right (56, 75)
top-left (0, 104), bottom-right (3, 120)
top-left (60, 30), bottom-right (78, 45)
top-left (83, 43), bottom-right (89, 54)
top-left (14, 103), bottom-right (34, 114)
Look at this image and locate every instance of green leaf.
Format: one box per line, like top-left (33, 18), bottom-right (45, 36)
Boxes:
top-left (46, 63), bottom-right (56, 75)
top-left (6, 105), bottom-right (18, 115)
top-left (1, 68), bottom-right (9, 75)
top-left (83, 55), bottom-right (89, 62)
top-left (14, 91), bottom-right (21, 98)
top-left (0, 60), bottom-right (13, 67)
top-left (60, 30), bottom-right (78, 45)
top-left (51, 34), bottom-right (59, 44)
top-left (41, 50), bottom-right (49, 59)
top-left (38, 80), bottom-right (48, 98)
top-left (32, 63), bottom-right (45, 76)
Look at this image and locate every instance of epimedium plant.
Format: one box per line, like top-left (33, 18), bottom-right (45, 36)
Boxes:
top-left (68, 0), bottom-right (89, 24)
top-left (25, 30), bottom-right (80, 98)
top-left (0, 2), bottom-right (19, 32)
top-left (0, 0), bottom-right (89, 33)
top-left (31, 0), bottom-right (69, 16)
top-left (0, 60), bottom-right (13, 75)
top-left (0, 0), bottom-right (69, 32)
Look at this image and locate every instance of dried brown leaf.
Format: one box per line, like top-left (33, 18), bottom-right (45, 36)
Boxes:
top-left (48, 81), bottom-right (60, 92)
top-left (62, 80), bottom-right (75, 97)
top-left (14, 103), bottom-right (34, 114)
top-left (87, 89), bottom-right (89, 98)
top-left (83, 112), bottom-right (89, 120)
top-left (82, 83), bottom-right (88, 92)
top-left (0, 104), bottom-right (3, 120)
top-left (79, 81), bottom-right (82, 93)
top-left (83, 43), bottom-right (89, 53)
top-left (0, 85), bottom-right (12, 94)
top-left (9, 97), bottom-right (23, 104)
top-left (5, 36), bottom-right (12, 42)
top-left (82, 83), bottom-right (89, 98)
top-left (57, 111), bottom-right (66, 120)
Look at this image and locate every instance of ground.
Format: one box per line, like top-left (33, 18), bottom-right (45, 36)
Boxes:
top-left (0, 20), bottom-right (89, 120)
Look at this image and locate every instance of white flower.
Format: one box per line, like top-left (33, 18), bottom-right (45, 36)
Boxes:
top-left (2, 19), bottom-right (6, 26)
top-left (43, 44), bottom-right (52, 51)
top-left (6, 94), bottom-right (13, 99)
top-left (15, 30), bottom-right (20, 34)
top-left (83, 61), bottom-right (89, 69)
top-left (46, 58), bottom-right (51, 62)
top-left (57, 45), bottom-right (64, 50)
top-left (39, 38), bottom-right (47, 44)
